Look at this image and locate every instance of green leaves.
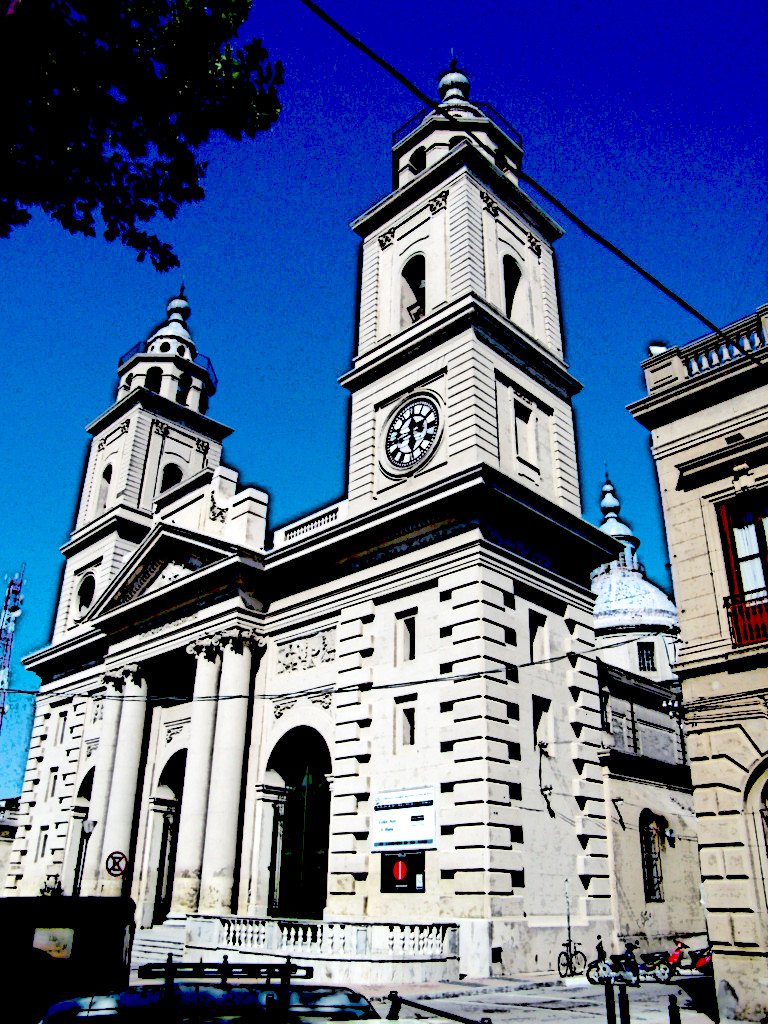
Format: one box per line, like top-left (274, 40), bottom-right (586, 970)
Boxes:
top-left (1, 0), bottom-right (282, 271)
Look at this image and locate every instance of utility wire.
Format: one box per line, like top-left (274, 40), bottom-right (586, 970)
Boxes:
top-left (298, 0), bottom-right (760, 356)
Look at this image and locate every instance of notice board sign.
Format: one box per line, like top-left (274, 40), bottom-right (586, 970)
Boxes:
top-left (381, 851), bottom-right (425, 893)
top-left (370, 786), bottom-right (436, 852)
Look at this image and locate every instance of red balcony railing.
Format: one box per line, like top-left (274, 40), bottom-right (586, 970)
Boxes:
top-left (726, 591), bottom-right (768, 646)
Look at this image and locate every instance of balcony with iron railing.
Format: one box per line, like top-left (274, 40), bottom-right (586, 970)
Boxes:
top-left (118, 342), bottom-right (218, 391)
top-left (725, 589), bottom-right (768, 647)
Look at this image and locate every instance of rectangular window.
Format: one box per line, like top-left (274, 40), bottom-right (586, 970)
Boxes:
top-left (637, 642), bottom-right (656, 672)
top-left (36, 827), bottom-right (49, 863)
top-left (514, 401), bottom-right (533, 464)
top-left (529, 610), bottom-right (547, 664)
top-left (640, 817), bottom-right (665, 902)
top-left (401, 706), bottom-right (416, 746)
top-left (47, 770), bottom-right (58, 801)
top-left (396, 610), bottom-right (417, 664)
top-left (718, 492), bottom-right (768, 646)
top-left (56, 713), bottom-right (67, 745)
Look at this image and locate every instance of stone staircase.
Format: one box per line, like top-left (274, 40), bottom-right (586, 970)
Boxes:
top-left (131, 921), bottom-right (186, 972)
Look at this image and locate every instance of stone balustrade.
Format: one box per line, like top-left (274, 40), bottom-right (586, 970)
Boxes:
top-left (186, 915), bottom-right (459, 983)
top-left (643, 309), bottom-right (768, 395)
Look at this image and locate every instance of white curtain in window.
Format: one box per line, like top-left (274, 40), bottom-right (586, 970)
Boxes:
top-left (733, 521), bottom-right (766, 594)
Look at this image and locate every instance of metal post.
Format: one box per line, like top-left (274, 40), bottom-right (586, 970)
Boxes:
top-left (668, 994), bottom-right (681, 1024)
top-left (617, 983), bottom-right (630, 1024)
top-left (604, 981), bottom-right (616, 1024)
top-left (386, 991), bottom-right (402, 1021)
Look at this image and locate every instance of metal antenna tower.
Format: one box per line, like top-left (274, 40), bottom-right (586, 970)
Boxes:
top-left (0, 565), bottom-right (25, 738)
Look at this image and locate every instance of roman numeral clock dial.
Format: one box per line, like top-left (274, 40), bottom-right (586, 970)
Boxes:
top-left (384, 396), bottom-right (440, 471)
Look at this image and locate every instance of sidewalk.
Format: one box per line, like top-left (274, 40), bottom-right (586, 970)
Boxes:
top-left (358, 972), bottom-right (573, 1004)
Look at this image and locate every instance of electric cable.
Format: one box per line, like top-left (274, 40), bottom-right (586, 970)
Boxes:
top-left (297, 0), bottom-right (764, 359)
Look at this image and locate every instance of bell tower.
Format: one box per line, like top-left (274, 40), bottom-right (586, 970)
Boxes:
top-left (342, 65), bottom-right (582, 519)
top-left (52, 292), bottom-right (232, 640)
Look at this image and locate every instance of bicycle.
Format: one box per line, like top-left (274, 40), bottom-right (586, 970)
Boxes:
top-left (558, 938), bottom-right (587, 977)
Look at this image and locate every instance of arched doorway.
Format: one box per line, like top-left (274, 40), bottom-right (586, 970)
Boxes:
top-left (266, 727), bottom-right (331, 920)
top-left (151, 750), bottom-right (186, 924)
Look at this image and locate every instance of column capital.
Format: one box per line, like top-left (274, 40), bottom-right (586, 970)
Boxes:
top-left (102, 664), bottom-right (142, 691)
top-left (217, 626), bottom-right (265, 654)
top-left (186, 636), bottom-right (224, 662)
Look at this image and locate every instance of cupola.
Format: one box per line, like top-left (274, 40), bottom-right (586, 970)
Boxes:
top-left (115, 289), bottom-right (217, 415)
top-left (392, 61), bottom-right (523, 189)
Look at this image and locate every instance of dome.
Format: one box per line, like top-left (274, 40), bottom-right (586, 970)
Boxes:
top-left (591, 475), bottom-right (678, 634)
top-left (593, 563), bottom-right (678, 634)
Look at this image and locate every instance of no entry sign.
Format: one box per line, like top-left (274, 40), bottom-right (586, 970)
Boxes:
top-left (381, 851), bottom-right (425, 893)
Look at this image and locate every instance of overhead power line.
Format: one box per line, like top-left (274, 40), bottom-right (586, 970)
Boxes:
top-left (298, 0), bottom-right (748, 353)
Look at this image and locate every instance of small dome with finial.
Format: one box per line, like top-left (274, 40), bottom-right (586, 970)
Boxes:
top-left (592, 475), bottom-right (678, 635)
top-left (438, 60), bottom-right (471, 104)
top-left (146, 287), bottom-right (197, 360)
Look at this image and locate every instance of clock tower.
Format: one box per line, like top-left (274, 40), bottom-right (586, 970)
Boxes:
top-left (342, 65), bottom-right (581, 519)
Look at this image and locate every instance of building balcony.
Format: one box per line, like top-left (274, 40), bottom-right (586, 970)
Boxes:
top-left (725, 590), bottom-right (768, 647)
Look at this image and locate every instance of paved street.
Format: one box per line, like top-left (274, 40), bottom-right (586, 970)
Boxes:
top-left (363, 978), bottom-right (718, 1024)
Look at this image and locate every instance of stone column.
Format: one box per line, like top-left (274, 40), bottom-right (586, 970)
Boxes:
top-left (98, 666), bottom-right (148, 897)
top-left (170, 636), bottom-right (223, 913)
top-left (80, 675), bottom-right (124, 895)
top-left (198, 628), bottom-right (263, 915)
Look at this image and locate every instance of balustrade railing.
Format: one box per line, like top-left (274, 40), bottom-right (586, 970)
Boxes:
top-left (206, 916), bottom-right (457, 961)
top-left (684, 317), bottom-right (766, 379)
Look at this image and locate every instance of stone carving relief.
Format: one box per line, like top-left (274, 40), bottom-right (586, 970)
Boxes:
top-left (273, 697), bottom-right (298, 719)
top-left (165, 721), bottom-right (187, 744)
top-left (97, 419), bottom-right (130, 450)
top-left (276, 628), bottom-right (336, 675)
top-left (480, 191), bottom-right (499, 218)
top-left (309, 691), bottom-right (333, 710)
top-left (153, 420), bottom-right (171, 438)
top-left (427, 190), bottom-right (448, 214)
top-left (378, 228), bottom-right (396, 249)
top-left (527, 232), bottom-right (542, 258)
top-left (85, 738), bottom-right (99, 759)
top-left (210, 495), bottom-right (227, 522)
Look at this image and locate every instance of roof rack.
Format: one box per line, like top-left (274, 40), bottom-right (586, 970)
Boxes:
top-left (137, 954), bottom-right (313, 985)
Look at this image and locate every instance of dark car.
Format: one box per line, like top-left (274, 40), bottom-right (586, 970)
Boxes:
top-left (39, 983), bottom-right (382, 1023)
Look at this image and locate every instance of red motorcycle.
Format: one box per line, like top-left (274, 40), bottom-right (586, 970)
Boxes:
top-left (668, 939), bottom-right (713, 977)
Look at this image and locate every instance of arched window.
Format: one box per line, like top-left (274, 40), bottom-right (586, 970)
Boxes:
top-left (401, 255), bottom-right (426, 329)
top-left (639, 809), bottom-right (667, 902)
top-left (503, 255), bottom-right (522, 320)
top-left (176, 372), bottom-right (191, 406)
top-left (160, 463), bottom-right (183, 493)
top-left (97, 464), bottom-right (112, 511)
top-left (145, 367), bottom-right (162, 394)
top-left (76, 574), bottom-right (96, 616)
top-left (495, 148), bottom-right (508, 172)
top-left (409, 147), bottom-right (426, 174)
top-left (199, 392), bottom-right (209, 415)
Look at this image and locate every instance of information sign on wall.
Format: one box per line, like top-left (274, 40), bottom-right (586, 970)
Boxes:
top-left (370, 785), bottom-right (436, 852)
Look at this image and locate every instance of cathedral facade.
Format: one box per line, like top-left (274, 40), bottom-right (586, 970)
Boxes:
top-left (7, 68), bottom-right (693, 981)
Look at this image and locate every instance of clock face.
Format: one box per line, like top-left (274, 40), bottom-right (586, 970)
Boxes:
top-left (384, 396), bottom-right (440, 470)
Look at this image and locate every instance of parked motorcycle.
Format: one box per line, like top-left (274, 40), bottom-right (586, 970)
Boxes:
top-left (668, 940), bottom-right (713, 977)
top-left (638, 951), bottom-right (673, 983)
top-left (586, 942), bottom-right (640, 986)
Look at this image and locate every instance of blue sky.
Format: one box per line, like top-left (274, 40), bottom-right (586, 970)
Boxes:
top-left (0, 0), bottom-right (765, 796)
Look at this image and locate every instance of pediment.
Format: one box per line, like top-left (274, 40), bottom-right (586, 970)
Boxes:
top-left (88, 526), bottom-right (232, 618)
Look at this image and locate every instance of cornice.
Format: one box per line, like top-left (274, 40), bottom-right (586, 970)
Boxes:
top-left (339, 292), bottom-right (580, 401)
top-left (351, 142), bottom-right (563, 243)
top-left (628, 351), bottom-right (768, 430)
top-left (676, 431), bottom-right (768, 490)
top-left (86, 387), bottom-right (233, 442)
top-left (61, 506), bottom-right (152, 557)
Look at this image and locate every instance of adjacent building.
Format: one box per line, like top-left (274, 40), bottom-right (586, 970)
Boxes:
top-left (6, 66), bottom-right (704, 983)
top-left (590, 477), bottom-right (705, 951)
top-left (629, 305), bottom-right (768, 1019)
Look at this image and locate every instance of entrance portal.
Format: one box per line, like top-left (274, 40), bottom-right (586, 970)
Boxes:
top-left (152, 750), bottom-right (185, 924)
top-left (266, 727), bottom-right (331, 920)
